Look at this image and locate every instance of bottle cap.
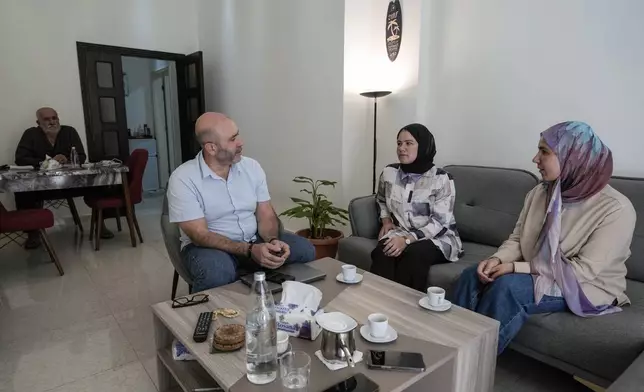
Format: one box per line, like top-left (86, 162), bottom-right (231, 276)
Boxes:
top-left (254, 271), bottom-right (266, 281)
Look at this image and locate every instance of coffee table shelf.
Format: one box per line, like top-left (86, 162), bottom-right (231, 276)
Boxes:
top-left (157, 347), bottom-right (221, 392)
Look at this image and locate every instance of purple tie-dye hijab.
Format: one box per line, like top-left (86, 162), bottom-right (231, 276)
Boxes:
top-left (533, 121), bottom-right (619, 317)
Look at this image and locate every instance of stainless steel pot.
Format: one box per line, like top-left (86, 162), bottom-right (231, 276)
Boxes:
top-left (320, 328), bottom-right (356, 367)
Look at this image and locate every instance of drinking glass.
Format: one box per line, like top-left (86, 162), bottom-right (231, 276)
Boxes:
top-left (280, 351), bottom-right (310, 391)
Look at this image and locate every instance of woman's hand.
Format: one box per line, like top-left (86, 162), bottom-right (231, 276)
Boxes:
top-left (488, 263), bottom-right (514, 280)
top-left (383, 236), bottom-right (408, 257)
top-left (476, 258), bottom-right (501, 284)
top-left (378, 218), bottom-right (396, 240)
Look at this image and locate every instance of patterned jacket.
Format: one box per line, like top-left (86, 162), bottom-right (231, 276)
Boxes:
top-left (377, 164), bottom-right (463, 262)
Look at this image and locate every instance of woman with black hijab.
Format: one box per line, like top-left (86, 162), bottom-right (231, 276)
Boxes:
top-left (370, 124), bottom-right (463, 291)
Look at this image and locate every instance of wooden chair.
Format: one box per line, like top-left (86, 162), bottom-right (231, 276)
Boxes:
top-left (84, 149), bottom-right (148, 250)
top-left (44, 198), bottom-right (84, 232)
top-left (0, 202), bottom-right (64, 275)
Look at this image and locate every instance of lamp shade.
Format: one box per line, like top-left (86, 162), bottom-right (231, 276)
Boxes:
top-left (360, 91), bottom-right (392, 99)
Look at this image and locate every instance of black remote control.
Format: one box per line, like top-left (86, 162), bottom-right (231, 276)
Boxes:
top-left (193, 311), bottom-right (213, 342)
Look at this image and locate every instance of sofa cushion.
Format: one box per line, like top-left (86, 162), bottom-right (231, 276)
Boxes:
top-left (337, 236), bottom-right (377, 271)
top-left (609, 177), bottom-right (644, 282)
top-left (513, 279), bottom-right (644, 382)
top-left (445, 165), bottom-right (538, 248)
top-left (348, 195), bottom-right (379, 239)
top-left (429, 241), bottom-right (498, 294)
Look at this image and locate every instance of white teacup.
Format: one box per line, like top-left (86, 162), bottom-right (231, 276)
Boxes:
top-left (427, 287), bottom-right (446, 307)
top-left (368, 313), bottom-right (389, 338)
top-left (342, 265), bottom-right (357, 282)
top-left (277, 330), bottom-right (290, 354)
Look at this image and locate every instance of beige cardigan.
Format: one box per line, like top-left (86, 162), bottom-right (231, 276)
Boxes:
top-left (492, 184), bottom-right (636, 306)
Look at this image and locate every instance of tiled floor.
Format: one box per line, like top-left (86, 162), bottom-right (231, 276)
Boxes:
top-left (0, 194), bottom-right (590, 391)
top-left (0, 194), bottom-right (185, 392)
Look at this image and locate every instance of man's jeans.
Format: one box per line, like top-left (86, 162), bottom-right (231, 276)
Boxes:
top-left (451, 265), bottom-right (567, 354)
top-left (181, 232), bottom-right (316, 293)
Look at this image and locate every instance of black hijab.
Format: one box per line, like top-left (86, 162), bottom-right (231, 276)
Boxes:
top-left (397, 123), bottom-right (436, 174)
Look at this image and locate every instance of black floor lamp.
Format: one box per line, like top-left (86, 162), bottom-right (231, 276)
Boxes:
top-left (360, 90), bottom-right (392, 194)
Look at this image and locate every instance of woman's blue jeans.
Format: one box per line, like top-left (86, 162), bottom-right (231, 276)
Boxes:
top-left (451, 265), bottom-right (567, 354)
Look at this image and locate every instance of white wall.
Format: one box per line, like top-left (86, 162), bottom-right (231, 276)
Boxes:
top-left (342, 0), bottom-right (377, 204)
top-left (342, 0), bottom-right (422, 204)
top-left (6, 0), bottom-right (640, 218)
top-left (123, 56), bottom-right (154, 132)
top-left (198, 0), bottom-right (346, 231)
top-left (0, 0), bottom-right (199, 206)
top-left (418, 0), bottom-right (644, 176)
top-left (197, 0), bottom-right (423, 230)
top-left (373, 0), bottom-right (422, 171)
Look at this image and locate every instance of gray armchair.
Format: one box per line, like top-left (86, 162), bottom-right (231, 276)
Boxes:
top-left (336, 195), bottom-right (380, 271)
top-left (161, 194), bottom-right (193, 298)
top-left (160, 195), bottom-right (288, 298)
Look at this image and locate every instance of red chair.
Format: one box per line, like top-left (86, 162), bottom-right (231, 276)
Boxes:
top-left (84, 149), bottom-right (148, 250)
top-left (0, 202), bottom-right (64, 275)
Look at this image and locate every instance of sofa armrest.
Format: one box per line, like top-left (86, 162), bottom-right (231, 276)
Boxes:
top-left (607, 351), bottom-right (644, 391)
top-left (348, 195), bottom-right (380, 239)
top-left (338, 236), bottom-right (378, 271)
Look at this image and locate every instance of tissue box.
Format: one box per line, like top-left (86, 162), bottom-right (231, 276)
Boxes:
top-left (171, 340), bottom-right (195, 361)
top-left (276, 303), bottom-right (324, 340)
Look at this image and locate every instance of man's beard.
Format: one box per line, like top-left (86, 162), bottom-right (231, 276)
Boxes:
top-left (43, 124), bottom-right (61, 134)
top-left (215, 148), bottom-right (241, 164)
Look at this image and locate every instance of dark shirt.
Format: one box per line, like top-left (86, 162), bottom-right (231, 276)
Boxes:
top-left (15, 126), bottom-right (87, 167)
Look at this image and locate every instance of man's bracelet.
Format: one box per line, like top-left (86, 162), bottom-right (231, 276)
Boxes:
top-left (266, 237), bottom-right (279, 244)
top-left (247, 242), bottom-right (255, 258)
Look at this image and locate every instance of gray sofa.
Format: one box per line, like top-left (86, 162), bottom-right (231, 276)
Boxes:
top-left (337, 165), bottom-right (644, 388)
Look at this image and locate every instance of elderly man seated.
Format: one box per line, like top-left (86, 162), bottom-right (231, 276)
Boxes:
top-left (14, 107), bottom-right (113, 248)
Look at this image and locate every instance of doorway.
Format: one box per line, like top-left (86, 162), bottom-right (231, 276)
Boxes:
top-left (76, 42), bottom-right (205, 169)
top-left (120, 56), bottom-right (180, 192)
top-left (151, 64), bottom-right (181, 188)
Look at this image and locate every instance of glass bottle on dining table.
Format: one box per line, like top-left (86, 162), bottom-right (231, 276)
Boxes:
top-left (70, 147), bottom-right (79, 168)
top-left (246, 271), bottom-right (278, 384)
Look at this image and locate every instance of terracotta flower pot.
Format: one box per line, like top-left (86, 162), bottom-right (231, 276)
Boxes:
top-left (296, 228), bottom-right (344, 260)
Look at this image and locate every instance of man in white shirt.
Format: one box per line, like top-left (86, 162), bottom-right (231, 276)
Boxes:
top-left (167, 112), bottom-right (315, 292)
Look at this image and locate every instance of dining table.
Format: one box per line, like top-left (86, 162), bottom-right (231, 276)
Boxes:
top-left (0, 163), bottom-right (137, 247)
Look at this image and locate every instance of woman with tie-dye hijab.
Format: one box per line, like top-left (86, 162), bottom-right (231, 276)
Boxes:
top-left (535, 122), bottom-right (618, 316)
top-left (452, 121), bottom-right (636, 354)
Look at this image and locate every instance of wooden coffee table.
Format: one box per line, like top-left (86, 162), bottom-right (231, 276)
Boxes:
top-left (152, 258), bottom-right (499, 392)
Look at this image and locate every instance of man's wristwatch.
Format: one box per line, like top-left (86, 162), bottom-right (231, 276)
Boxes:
top-left (404, 238), bottom-right (412, 246)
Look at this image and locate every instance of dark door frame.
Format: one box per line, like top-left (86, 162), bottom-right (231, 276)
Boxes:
top-left (77, 42), bottom-right (186, 62)
top-left (76, 42), bottom-right (203, 162)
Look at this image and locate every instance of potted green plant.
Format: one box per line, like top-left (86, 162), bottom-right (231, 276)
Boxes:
top-left (280, 176), bottom-right (349, 259)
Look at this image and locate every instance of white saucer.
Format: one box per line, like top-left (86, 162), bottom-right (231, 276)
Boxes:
top-left (315, 312), bottom-right (358, 333)
top-left (335, 273), bottom-right (363, 284)
top-left (418, 297), bottom-right (452, 312)
top-left (359, 325), bottom-right (398, 343)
